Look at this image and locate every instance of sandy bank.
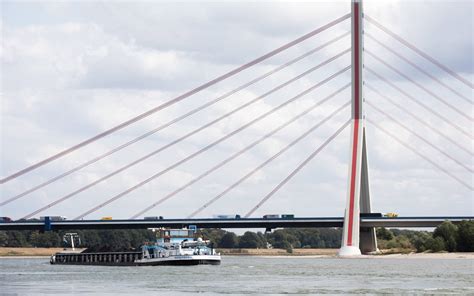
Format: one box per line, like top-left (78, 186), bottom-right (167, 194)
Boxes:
top-left (0, 247), bottom-right (84, 257)
top-left (217, 248), bottom-right (338, 256)
top-left (217, 249), bottom-right (474, 259)
top-left (372, 252), bottom-right (474, 259)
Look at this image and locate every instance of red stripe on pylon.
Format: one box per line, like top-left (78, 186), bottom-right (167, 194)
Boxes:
top-left (347, 119), bottom-right (359, 246)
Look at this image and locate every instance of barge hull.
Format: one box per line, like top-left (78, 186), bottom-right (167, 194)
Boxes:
top-left (51, 259), bottom-right (220, 266)
top-left (51, 252), bottom-right (220, 266)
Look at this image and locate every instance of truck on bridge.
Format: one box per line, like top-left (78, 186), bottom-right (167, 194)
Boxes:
top-left (144, 216), bottom-right (164, 220)
top-left (213, 215), bottom-right (241, 219)
top-left (40, 216), bottom-right (67, 221)
top-left (263, 214), bottom-right (295, 219)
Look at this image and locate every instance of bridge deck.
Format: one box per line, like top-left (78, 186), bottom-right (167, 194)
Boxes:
top-left (0, 216), bottom-right (472, 231)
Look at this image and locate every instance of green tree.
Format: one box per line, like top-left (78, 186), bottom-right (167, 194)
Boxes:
top-left (265, 228), bottom-right (341, 249)
top-left (219, 232), bottom-right (238, 248)
top-left (278, 230), bottom-right (300, 248)
top-left (267, 230), bottom-right (289, 249)
top-left (318, 228), bottom-right (341, 248)
top-left (433, 221), bottom-right (458, 252)
top-left (456, 220), bottom-right (474, 252)
top-left (30, 231), bottom-right (61, 247)
top-left (298, 229), bottom-right (321, 248)
top-left (411, 232), bottom-right (432, 252)
top-left (0, 231), bottom-right (8, 247)
top-left (110, 230), bottom-right (133, 251)
top-left (239, 232), bottom-right (259, 248)
top-left (425, 236), bottom-right (446, 252)
top-left (256, 232), bottom-right (267, 248)
top-left (384, 235), bottom-right (412, 250)
top-left (81, 230), bottom-right (102, 251)
top-left (199, 229), bottom-right (226, 247)
top-left (127, 229), bottom-right (156, 248)
top-left (377, 227), bottom-right (394, 240)
top-left (6, 231), bottom-right (30, 247)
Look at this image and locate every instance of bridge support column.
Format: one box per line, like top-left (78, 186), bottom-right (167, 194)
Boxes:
top-left (339, 0), bottom-right (377, 256)
top-left (359, 131), bottom-right (378, 254)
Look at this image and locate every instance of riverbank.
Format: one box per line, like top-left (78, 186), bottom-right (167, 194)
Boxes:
top-left (372, 252), bottom-right (474, 259)
top-left (1, 247), bottom-right (472, 259)
top-left (217, 248), bottom-right (473, 259)
top-left (217, 248), bottom-right (338, 256)
top-left (0, 247), bottom-right (85, 257)
top-left (0, 247), bottom-right (337, 257)
top-left (0, 247), bottom-right (335, 257)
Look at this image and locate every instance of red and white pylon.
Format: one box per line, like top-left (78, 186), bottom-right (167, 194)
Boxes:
top-left (339, 0), bottom-right (377, 256)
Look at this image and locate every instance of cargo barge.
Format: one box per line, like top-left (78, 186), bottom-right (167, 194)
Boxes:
top-left (50, 228), bottom-right (220, 266)
top-left (51, 251), bottom-right (142, 266)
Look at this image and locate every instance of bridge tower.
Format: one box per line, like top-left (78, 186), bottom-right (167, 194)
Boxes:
top-left (338, 0), bottom-right (378, 256)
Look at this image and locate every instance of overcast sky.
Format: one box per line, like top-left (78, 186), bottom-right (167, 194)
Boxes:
top-left (1, 0), bottom-right (472, 220)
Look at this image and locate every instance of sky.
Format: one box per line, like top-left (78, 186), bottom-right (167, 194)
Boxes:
top-left (0, 0), bottom-right (472, 221)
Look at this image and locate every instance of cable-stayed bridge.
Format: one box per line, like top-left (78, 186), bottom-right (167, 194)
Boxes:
top-left (1, 0), bottom-right (472, 255)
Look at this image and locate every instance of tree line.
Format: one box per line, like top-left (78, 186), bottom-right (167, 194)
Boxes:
top-left (0, 229), bottom-right (155, 252)
top-left (0, 220), bottom-right (472, 252)
top-left (200, 228), bottom-right (342, 250)
top-left (376, 221), bottom-right (473, 252)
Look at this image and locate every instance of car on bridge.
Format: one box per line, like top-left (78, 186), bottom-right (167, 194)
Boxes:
top-left (384, 212), bottom-right (399, 218)
top-left (101, 216), bottom-right (113, 220)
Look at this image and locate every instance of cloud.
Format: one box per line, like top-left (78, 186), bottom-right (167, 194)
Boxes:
top-left (1, 0), bottom-right (472, 220)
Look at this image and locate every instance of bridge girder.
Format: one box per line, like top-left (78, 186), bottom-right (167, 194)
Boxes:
top-left (0, 217), bottom-right (471, 231)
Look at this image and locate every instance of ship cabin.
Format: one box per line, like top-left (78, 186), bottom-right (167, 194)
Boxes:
top-left (141, 228), bottom-right (215, 258)
top-left (156, 228), bottom-right (195, 245)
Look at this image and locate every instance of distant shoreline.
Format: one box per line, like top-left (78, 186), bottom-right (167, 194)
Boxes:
top-left (0, 247), bottom-right (79, 257)
top-left (0, 247), bottom-right (472, 259)
top-left (216, 249), bottom-right (474, 259)
top-left (217, 248), bottom-right (338, 256)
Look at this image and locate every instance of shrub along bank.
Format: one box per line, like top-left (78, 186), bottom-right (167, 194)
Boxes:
top-left (376, 221), bottom-right (474, 252)
top-left (0, 221), bottom-right (472, 253)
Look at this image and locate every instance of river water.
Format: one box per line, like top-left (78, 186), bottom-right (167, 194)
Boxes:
top-left (0, 256), bottom-right (472, 295)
